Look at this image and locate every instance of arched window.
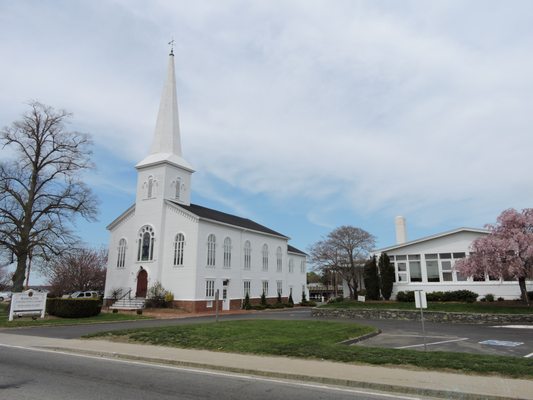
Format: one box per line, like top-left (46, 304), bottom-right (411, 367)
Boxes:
top-left (174, 233), bottom-right (185, 266)
top-left (276, 247), bottom-right (282, 272)
top-left (244, 241), bottom-right (251, 270)
top-left (117, 238), bottom-right (127, 268)
top-left (147, 176), bottom-right (154, 199)
top-left (175, 177), bottom-right (181, 200)
top-left (289, 258), bottom-right (294, 273)
top-left (223, 237), bottom-right (232, 268)
top-left (207, 234), bottom-right (216, 267)
top-left (262, 244), bottom-right (269, 271)
top-left (137, 225), bottom-right (155, 261)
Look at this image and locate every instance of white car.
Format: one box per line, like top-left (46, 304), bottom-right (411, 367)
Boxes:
top-left (64, 291), bottom-right (100, 299)
top-left (0, 291), bottom-right (12, 301)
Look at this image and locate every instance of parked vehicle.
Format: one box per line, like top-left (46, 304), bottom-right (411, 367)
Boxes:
top-left (62, 291), bottom-right (101, 299)
top-left (0, 291), bottom-right (12, 302)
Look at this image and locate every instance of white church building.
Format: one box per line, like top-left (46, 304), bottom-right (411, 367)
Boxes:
top-left (372, 216), bottom-right (533, 300)
top-left (104, 51), bottom-right (307, 312)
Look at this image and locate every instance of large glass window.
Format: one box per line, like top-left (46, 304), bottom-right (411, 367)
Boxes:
top-left (441, 260), bottom-right (453, 281)
top-left (426, 260), bottom-right (440, 282)
top-left (173, 233), bottom-right (185, 266)
top-left (276, 280), bottom-right (283, 296)
top-left (117, 238), bottom-right (127, 268)
top-left (262, 244), bottom-right (269, 271)
top-left (408, 255), bottom-right (421, 282)
top-left (137, 226), bottom-right (155, 261)
top-left (262, 280), bottom-right (269, 296)
top-left (223, 237), bottom-right (232, 268)
top-left (244, 241), bottom-right (251, 270)
top-left (289, 259), bottom-right (294, 273)
top-left (300, 259), bottom-right (305, 273)
top-left (207, 234), bottom-right (216, 267)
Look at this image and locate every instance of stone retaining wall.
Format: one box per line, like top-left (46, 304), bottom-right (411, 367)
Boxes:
top-left (311, 308), bottom-right (533, 324)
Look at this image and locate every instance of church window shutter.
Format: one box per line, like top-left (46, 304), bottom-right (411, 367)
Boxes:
top-left (244, 241), bottom-right (251, 270)
top-left (207, 234), bottom-right (216, 267)
top-left (117, 238), bottom-right (127, 268)
top-left (276, 247), bottom-right (282, 272)
top-left (262, 244), bottom-right (269, 271)
top-left (174, 233), bottom-right (185, 266)
top-left (223, 237), bottom-right (231, 268)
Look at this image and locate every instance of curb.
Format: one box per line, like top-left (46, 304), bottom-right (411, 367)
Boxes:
top-left (338, 329), bottom-right (382, 345)
top-left (40, 346), bottom-right (520, 400)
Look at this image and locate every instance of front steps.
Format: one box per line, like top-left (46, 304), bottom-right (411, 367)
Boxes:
top-left (109, 297), bottom-right (146, 311)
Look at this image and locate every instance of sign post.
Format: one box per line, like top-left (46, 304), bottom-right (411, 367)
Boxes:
top-left (9, 289), bottom-right (47, 321)
top-left (414, 290), bottom-right (427, 351)
top-left (215, 289), bottom-right (220, 323)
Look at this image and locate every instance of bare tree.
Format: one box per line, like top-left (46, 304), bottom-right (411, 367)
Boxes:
top-left (40, 247), bottom-right (107, 296)
top-left (0, 102), bottom-right (98, 292)
top-left (309, 226), bottom-right (375, 299)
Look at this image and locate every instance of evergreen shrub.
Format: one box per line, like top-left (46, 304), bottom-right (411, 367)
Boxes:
top-left (47, 298), bottom-right (102, 318)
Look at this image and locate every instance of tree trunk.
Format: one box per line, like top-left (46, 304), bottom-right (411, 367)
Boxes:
top-left (518, 276), bottom-right (530, 307)
top-left (12, 253), bottom-right (27, 292)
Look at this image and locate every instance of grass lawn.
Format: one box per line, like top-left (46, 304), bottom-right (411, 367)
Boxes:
top-left (86, 319), bottom-right (533, 378)
top-left (0, 302), bottom-right (151, 328)
top-left (320, 300), bottom-right (533, 314)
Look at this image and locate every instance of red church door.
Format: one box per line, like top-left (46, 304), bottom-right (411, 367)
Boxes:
top-left (136, 269), bottom-right (148, 298)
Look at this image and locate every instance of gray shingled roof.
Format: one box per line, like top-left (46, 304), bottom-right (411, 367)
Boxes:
top-left (172, 201), bottom-right (288, 238)
top-left (288, 244), bottom-right (307, 256)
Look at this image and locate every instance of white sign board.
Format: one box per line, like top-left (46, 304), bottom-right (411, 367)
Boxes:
top-left (357, 295), bottom-right (366, 302)
top-left (414, 290), bottom-right (427, 309)
top-left (8, 289), bottom-right (47, 321)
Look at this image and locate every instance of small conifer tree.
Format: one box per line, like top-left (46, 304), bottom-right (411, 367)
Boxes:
top-left (261, 291), bottom-right (267, 306)
top-left (363, 256), bottom-right (380, 300)
top-left (242, 292), bottom-right (251, 310)
top-left (288, 292), bottom-right (294, 305)
top-left (379, 253), bottom-right (395, 300)
top-left (277, 291), bottom-right (282, 303)
top-left (301, 291), bottom-right (307, 302)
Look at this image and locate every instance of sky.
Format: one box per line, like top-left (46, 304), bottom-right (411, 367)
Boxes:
top-left (1, 1), bottom-right (533, 284)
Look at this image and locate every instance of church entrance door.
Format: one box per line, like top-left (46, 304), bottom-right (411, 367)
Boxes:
top-left (136, 269), bottom-right (148, 298)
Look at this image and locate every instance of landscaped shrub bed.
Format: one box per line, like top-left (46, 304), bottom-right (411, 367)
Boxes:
top-left (47, 298), bottom-right (102, 318)
top-left (396, 290), bottom-right (478, 303)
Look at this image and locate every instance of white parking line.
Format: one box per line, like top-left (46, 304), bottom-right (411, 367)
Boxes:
top-left (490, 325), bottom-right (533, 329)
top-left (395, 338), bottom-right (469, 349)
top-left (524, 352), bottom-right (533, 358)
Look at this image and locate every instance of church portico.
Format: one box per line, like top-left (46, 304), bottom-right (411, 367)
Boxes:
top-left (104, 49), bottom-right (307, 310)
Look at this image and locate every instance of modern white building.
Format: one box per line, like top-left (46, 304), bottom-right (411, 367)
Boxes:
top-left (373, 216), bottom-right (533, 300)
top-left (104, 51), bottom-right (307, 312)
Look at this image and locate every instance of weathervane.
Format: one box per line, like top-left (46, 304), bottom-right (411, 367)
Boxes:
top-left (168, 38), bottom-right (175, 56)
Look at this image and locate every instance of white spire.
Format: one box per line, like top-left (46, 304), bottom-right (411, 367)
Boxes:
top-left (136, 52), bottom-right (193, 171)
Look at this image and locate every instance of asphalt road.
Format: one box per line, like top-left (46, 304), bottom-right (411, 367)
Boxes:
top-left (3, 308), bottom-right (533, 357)
top-left (0, 345), bottom-right (426, 400)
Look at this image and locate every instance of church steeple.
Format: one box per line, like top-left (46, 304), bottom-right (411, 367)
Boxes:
top-left (136, 51), bottom-right (193, 172)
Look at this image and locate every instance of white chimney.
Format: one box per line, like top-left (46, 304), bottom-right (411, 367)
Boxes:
top-left (395, 216), bottom-right (407, 244)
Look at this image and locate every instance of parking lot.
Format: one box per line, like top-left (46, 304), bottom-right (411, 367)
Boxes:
top-left (354, 320), bottom-right (533, 358)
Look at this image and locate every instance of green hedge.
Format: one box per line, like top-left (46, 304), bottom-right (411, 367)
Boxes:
top-left (396, 290), bottom-right (478, 303)
top-left (47, 298), bottom-right (102, 318)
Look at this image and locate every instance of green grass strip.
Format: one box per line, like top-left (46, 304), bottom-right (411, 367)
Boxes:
top-left (0, 303), bottom-right (151, 327)
top-left (86, 320), bottom-right (533, 378)
top-left (320, 300), bottom-right (533, 314)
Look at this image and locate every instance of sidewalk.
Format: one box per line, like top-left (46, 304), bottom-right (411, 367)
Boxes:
top-left (0, 331), bottom-right (531, 400)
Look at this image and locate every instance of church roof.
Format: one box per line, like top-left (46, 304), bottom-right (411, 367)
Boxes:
top-left (288, 244), bottom-right (307, 256)
top-left (171, 201), bottom-right (289, 239)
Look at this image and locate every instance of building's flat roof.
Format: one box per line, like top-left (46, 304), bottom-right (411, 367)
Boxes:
top-left (375, 227), bottom-right (489, 253)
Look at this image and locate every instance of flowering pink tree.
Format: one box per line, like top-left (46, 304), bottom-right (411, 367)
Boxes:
top-left (455, 208), bottom-right (533, 306)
